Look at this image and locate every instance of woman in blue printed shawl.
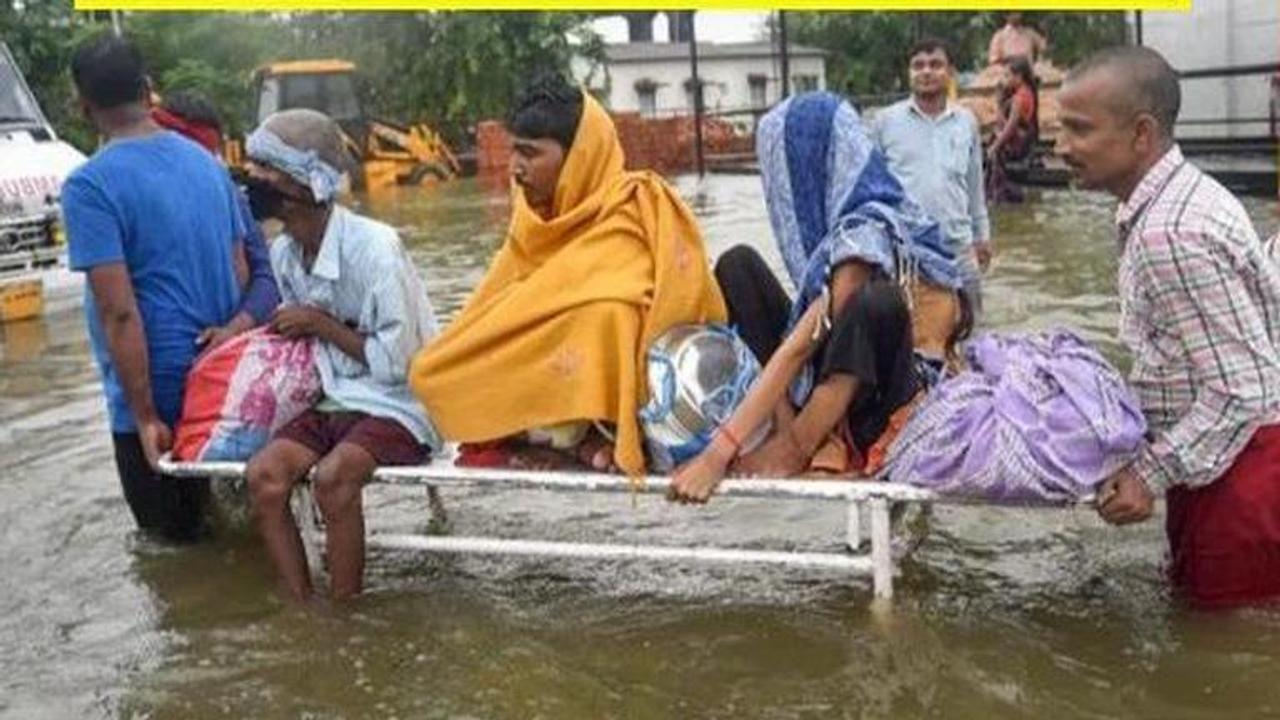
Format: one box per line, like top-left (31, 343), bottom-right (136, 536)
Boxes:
top-left (669, 92), bottom-right (970, 503)
top-left (668, 93), bottom-right (1148, 506)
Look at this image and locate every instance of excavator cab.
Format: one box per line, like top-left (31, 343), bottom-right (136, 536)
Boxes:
top-left (239, 60), bottom-right (459, 190)
top-left (252, 61), bottom-right (363, 134)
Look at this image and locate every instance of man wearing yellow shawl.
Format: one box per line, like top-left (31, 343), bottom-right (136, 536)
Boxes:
top-left (410, 76), bottom-right (726, 476)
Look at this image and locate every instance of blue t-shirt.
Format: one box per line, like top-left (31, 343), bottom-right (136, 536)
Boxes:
top-left (63, 131), bottom-right (243, 432)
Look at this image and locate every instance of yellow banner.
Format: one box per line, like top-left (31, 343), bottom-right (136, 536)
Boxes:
top-left (74, 0), bottom-right (1192, 10)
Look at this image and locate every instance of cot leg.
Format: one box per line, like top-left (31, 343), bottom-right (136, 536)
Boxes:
top-left (426, 484), bottom-right (448, 533)
top-left (846, 500), bottom-right (862, 551)
top-left (869, 497), bottom-right (893, 601)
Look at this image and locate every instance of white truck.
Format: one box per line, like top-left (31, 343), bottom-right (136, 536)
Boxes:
top-left (1, 41), bottom-right (87, 320)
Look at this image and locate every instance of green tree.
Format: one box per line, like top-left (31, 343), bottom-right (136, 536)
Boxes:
top-left (787, 11), bottom-right (1127, 100)
top-left (125, 12), bottom-right (280, 136)
top-left (3, 9), bottom-right (604, 150)
top-left (283, 12), bottom-right (602, 142)
top-left (1, 0), bottom-right (107, 149)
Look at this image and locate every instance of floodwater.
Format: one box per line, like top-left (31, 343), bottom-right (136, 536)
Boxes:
top-left (2, 175), bottom-right (1278, 719)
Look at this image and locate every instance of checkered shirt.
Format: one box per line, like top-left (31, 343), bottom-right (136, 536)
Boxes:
top-left (1116, 145), bottom-right (1280, 491)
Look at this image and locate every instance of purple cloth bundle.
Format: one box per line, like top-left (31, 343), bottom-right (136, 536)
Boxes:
top-left (882, 330), bottom-right (1147, 504)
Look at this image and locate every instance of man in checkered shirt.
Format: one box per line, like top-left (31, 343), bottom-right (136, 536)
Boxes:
top-left (1057, 46), bottom-right (1280, 608)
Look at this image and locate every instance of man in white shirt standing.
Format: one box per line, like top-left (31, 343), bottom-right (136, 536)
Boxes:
top-left (875, 37), bottom-right (992, 317)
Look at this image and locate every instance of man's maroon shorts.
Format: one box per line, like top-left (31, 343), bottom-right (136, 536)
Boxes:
top-left (1166, 424), bottom-right (1280, 609)
top-left (275, 409), bottom-right (429, 466)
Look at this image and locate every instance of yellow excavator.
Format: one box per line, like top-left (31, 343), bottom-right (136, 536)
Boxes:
top-left (225, 60), bottom-right (460, 191)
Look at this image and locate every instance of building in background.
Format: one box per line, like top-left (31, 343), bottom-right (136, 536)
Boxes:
top-left (1130, 1), bottom-right (1279, 140)
top-left (574, 12), bottom-right (826, 119)
top-left (578, 41), bottom-right (826, 118)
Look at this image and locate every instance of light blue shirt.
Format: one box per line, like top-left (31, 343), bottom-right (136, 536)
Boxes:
top-left (873, 98), bottom-right (990, 250)
top-left (271, 205), bottom-right (441, 448)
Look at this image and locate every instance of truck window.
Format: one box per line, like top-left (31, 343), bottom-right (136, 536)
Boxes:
top-left (323, 73), bottom-right (360, 122)
top-left (278, 73), bottom-right (360, 123)
top-left (0, 48), bottom-right (44, 126)
top-left (281, 74), bottom-right (323, 114)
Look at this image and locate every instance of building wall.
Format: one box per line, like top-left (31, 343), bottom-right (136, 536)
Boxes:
top-left (1135, 1), bottom-right (1279, 138)
top-left (578, 53), bottom-right (826, 117)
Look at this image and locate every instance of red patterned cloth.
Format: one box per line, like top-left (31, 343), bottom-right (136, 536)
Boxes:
top-left (151, 106), bottom-right (221, 154)
top-left (456, 441), bottom-right (516, 468)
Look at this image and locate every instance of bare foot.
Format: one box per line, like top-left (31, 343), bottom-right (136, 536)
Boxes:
top-left (732, 430), bottom-right (808, 478)
top-left (575, 428), bottom-right (616, 473)
top-left (667, 450), bottom-right (730, 504)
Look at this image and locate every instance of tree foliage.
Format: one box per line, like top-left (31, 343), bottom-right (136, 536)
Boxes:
top-left (4, 7), bottom-right (1125, 152)
top-left (786, 11), bottom-right (1127, 98)
top-left (1, 1), bottom-right (106, 148)
top-left (2, 7), bottom-right (603, 150)
top-left (282, 12), bottom-right (601, 137)
top-left (124, 13), bottom-right (280, 137)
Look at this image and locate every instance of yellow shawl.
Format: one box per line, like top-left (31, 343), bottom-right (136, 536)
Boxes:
top-left (409, 94), bottom-right (727, 475)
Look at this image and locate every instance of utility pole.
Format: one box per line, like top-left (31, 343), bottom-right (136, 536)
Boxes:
top-left (688, 12), bottom-right (705, 178)
top-left (778, 10), bottom-right (791, 100)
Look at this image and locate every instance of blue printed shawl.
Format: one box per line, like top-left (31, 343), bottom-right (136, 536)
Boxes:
top-left (756, 92), bottom-right (960, 403)
top-left (758, 93), bottom-right (959, 314)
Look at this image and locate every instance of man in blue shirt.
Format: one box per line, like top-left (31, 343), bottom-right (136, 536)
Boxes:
top-left (61, 34), bottom-right (245, 542)
top-left (150, 91), bottom-right (280, 346)
top-left (874, 37), bottom-right (993, 317)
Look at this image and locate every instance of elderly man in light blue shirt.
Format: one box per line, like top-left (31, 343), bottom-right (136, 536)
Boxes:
top-left (241, 108), bottom-right (440, 604)
top-left (268, 207), bottom-right (439, 448)
top-left (874, 37), bottom-right (992, 316)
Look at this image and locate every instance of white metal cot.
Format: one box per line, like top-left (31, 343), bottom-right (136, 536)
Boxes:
top-left (161, 452), bottom-right (1040, 600)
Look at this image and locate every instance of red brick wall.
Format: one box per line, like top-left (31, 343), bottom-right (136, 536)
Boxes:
top-left (475, 120), bottom-right (512, 175)
top-left (474, 113), bottom-right (753, 178)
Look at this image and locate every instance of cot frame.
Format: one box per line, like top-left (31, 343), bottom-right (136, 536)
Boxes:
top-left (161, 454), bottom-right (948, 600)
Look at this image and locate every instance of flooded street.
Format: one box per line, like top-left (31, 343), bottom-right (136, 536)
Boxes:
top-left (2, 174), bottom-right (1279, 719)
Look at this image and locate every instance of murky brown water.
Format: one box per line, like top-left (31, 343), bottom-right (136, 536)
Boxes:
top-left (2, 176), bottom-right (1278, 719)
